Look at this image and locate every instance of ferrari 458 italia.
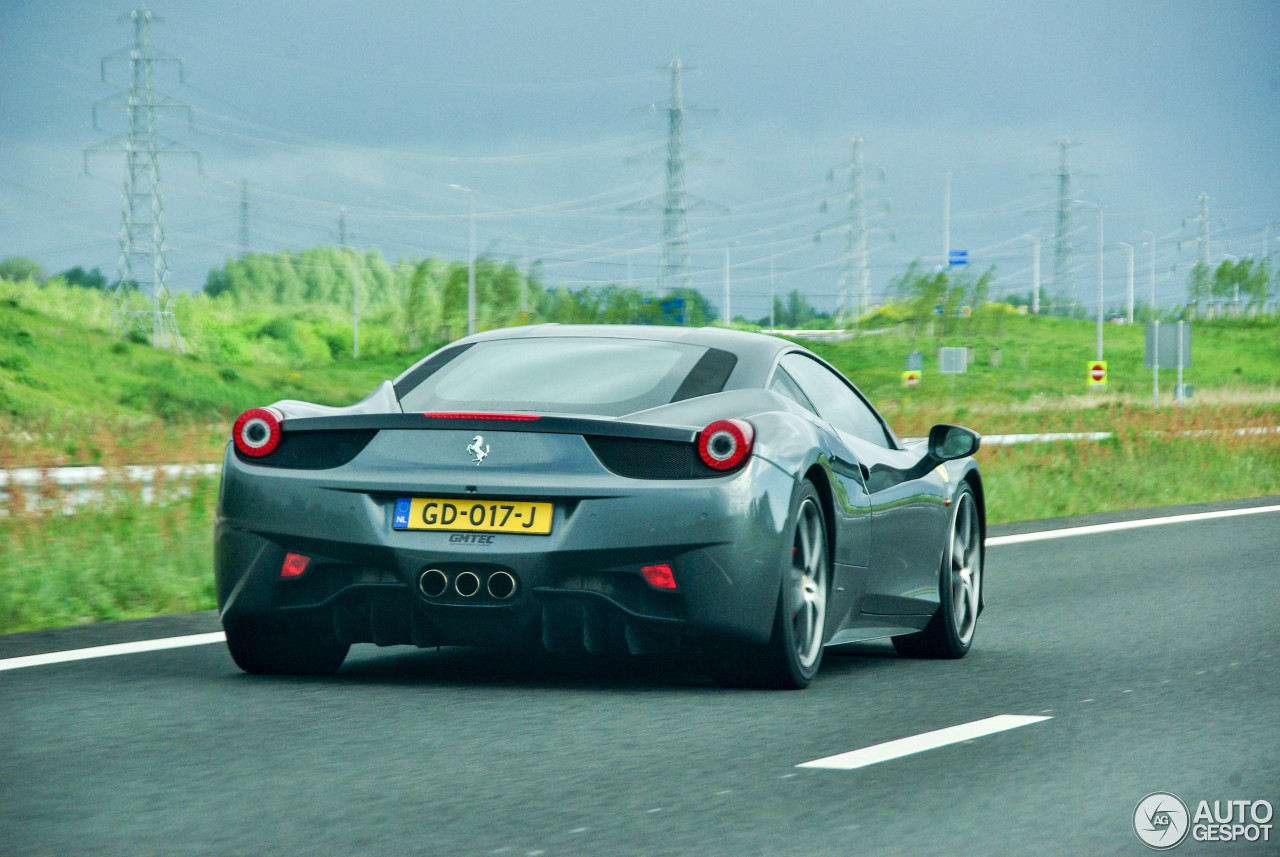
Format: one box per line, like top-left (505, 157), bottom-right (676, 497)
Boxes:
top-left (216, 325), bottom-right (984, 688)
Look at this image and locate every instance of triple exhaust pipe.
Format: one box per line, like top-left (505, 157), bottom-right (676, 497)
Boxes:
top-left (418, 568), bottom-right (517, 601)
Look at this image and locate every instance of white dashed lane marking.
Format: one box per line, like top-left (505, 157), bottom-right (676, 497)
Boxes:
top-left (798, 715), bottom-right (1052, 771)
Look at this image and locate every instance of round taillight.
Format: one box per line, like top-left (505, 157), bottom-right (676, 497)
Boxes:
top-left (232, 408), bottom-right (282, 458)
top-left (697, 419), bottom-right (754, 471)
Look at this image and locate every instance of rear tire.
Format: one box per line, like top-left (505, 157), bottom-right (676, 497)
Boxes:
top-left (710, 481), bottom-right (829, 689)
top-left (892, 484), bottom-right (982, 659)
top-left (224, 614), bottom-right (349, 676)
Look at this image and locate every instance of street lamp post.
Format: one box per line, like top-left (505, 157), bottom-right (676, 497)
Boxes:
top-left (723, 240), bottom-right (738, 326)
top-left (449, 184), bottom-right (476, 336)
top-left (1142, 230), bottom-right (1156, 315)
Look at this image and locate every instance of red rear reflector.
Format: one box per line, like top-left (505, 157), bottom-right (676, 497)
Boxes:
top-left (280, 553), bottom-right (311, 578)
top-left (422, 412), bottom-right (540, 421)
top-left (641, 563), bottom-right (677, 591)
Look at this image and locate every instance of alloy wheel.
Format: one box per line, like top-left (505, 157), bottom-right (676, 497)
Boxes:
top-left (949, 492), bottom-right (982, 644)
top-left (790, 497), bottom-right (828, 669)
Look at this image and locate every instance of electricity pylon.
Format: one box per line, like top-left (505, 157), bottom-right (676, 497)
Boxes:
top-left (1052, 138), bottom-right (1081, 308)
top-left (629, 59), bottom-right (719, 296)
top-left (827, 137), bottom-right (889, 329)
top-left (85, 5), bottom-right (200, 350)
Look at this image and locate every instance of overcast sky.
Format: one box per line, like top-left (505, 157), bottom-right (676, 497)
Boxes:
top-left (2, 0), bottom-right (1277, 319)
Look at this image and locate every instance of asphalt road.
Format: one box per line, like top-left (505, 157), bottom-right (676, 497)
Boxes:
top-left (2, 499), bottom-right (1277, 856)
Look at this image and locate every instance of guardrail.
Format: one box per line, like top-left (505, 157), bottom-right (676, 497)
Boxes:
top-left (0, 463), bottom-right (220, 489)
top-left (902, 426), bottom-right (1279, 447)
top-left (0, 463), bottom-right (220, 515)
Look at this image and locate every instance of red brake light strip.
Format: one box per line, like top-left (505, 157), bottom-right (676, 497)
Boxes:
top-left (422, 412), bottom-right (541, 421)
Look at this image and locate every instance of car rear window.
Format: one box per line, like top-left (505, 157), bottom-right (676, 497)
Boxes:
top-left (396, 337), bottom-right (736, 417)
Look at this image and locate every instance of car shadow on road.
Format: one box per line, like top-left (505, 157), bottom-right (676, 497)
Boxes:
top-left (227, 637), bottom-right (910, 692)
top-left (334, 645), bottom-right (716, 691)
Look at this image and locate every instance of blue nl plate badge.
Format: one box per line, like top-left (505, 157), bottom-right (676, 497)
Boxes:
top-left (393, 498), bottom-right (411, 530)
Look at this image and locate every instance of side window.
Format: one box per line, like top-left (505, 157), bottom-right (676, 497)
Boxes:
top-left (767, 367), bottom-right (816, 414)
top-left (779, 353), bottom-right (892, 448)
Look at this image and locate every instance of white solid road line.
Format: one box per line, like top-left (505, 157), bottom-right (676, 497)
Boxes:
top-left (986, 504), bottom-right (1280, 547)
top-left (0, 632), bottom-right (226, 672)
top-left (798, 714), bottom-right (1052, 771)
top-left (3, 504), bottom-right (1277, 673)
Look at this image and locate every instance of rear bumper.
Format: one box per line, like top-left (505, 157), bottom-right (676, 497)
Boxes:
top-left (215, 444), bottom-right (797, 650)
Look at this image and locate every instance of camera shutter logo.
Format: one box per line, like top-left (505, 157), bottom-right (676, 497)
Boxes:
top-left (1134, 792), bottom-right (1190, 850)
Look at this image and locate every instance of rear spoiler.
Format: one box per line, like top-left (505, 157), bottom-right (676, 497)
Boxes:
top-left (270, 380), bottom-right (401, 420)
top-left (279, 412), bottom-right (698, 444)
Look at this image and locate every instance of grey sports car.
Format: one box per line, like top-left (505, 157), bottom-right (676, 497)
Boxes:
top-left (215, 324), bottom-right (984, 688)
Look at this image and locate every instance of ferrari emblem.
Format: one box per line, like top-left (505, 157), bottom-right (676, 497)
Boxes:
top-left (467, 434), bottom-right (490, 465)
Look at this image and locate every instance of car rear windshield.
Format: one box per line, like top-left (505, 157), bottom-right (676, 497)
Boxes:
top-left (396, 337), bottom-right (736, 417)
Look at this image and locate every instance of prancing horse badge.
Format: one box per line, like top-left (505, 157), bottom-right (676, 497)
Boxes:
top-left (467, 434), bottom-right (490, 465)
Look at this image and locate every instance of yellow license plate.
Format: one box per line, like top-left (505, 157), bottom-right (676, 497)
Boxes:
top-left (393, 497), bottom-right (552, 535)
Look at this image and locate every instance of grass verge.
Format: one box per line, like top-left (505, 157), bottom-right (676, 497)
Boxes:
top-left (0, 477), bottom-right (218, 633)
top-left (979, 430), bottom-right (1280, 522)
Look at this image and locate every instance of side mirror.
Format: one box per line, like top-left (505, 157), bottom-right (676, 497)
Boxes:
top-left (928, 424), bottom-right (981, 461)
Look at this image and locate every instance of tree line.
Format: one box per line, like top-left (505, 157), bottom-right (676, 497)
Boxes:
top-left (1, 245), bottom-right (1273, 363)
top-left (1188, 257), bottom-right (1271, 308)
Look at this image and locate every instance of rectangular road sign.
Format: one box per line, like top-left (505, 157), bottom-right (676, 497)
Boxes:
top-left (948, 250), bottom-right (969, 266)
top-left (1145, 321), bottom-right (1191, 369)
top-left (905, 352), bottom-right (924, 371)
top-left (938, 347), bottom-right (967, 374)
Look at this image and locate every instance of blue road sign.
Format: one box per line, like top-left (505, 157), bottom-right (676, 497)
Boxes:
top-left (660, 297), bottom-right (686, 325)
top-left (948, 250), bottom-right (969, 266)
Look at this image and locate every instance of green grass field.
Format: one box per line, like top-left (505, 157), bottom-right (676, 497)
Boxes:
top-left (1, 287), bottom-right (1277, 633)
top-left (0, 294), bottom-right (399, 466)
top-left (0, 478), bottom-right (219, 632)
top-left (805, 312), bottom-right (1280, 433)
